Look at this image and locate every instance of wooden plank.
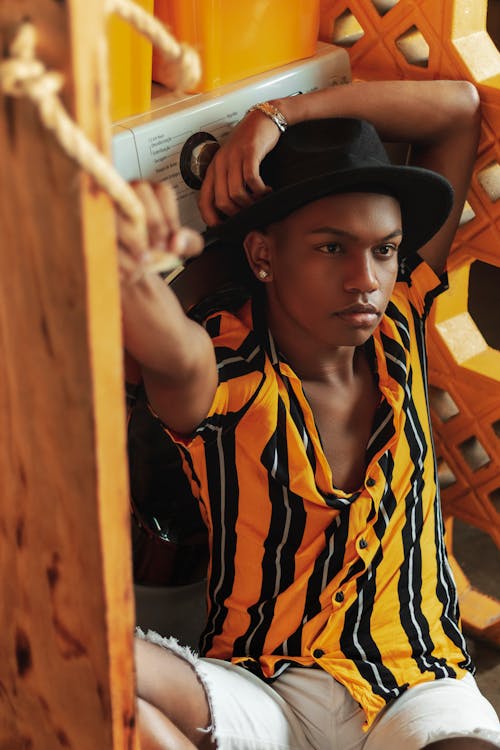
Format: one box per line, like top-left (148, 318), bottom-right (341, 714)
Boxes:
top-left (0, 1), bottom-right (137, 748)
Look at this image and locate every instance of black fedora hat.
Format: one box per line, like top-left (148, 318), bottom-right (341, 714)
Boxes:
top-left (204, 117), bottom-right (454, 257)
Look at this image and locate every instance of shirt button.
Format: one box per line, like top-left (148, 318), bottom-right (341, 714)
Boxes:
top-left (359, 538), bottom-right (368, 549)
top-left (312, 648), bottom-right (325, 659)
top-left (335, 591), bottom-right (344, 603)
top-left (366, 477), bottom-right (376, 487)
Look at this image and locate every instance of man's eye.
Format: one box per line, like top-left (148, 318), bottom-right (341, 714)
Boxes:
top-left (317, 243), bottom-right (342, 254)
top-left (375, 244), bottom-right (397, 257)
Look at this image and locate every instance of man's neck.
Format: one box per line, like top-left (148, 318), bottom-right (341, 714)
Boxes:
top-left (266, 304), bottom-right (361, 385)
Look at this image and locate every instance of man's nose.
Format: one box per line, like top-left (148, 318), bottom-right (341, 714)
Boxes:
top-left (343, 253), bottom-right (379, 294)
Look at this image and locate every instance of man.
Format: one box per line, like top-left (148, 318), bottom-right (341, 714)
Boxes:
top-left (119, 79), bottom-right (499, 749)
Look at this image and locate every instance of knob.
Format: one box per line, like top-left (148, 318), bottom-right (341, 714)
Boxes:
top-left (180, 132), bottom-right (220, 189)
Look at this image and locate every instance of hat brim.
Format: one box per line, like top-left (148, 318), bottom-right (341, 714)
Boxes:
top-left (205, 164), bottom-right (454, 257)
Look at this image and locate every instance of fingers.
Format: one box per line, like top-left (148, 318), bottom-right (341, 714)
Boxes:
top-left (154, 180), bottom-right (180, 236)
top-left (169, 226), bottom-right (204, 258)
top-left (199, 153), bottom-right (270, 226)
top-left (242, 156), bottom-right (271, 197)
top-left (154, 182), bottom-right (203, 258)
top-left (117, 181), bottom-right (203, 284)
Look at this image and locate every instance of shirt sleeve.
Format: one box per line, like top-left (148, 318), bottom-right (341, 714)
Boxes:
top-left (158, 306), bottom-right (268, 448)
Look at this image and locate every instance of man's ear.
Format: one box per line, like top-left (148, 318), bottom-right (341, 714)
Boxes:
top-left (243, 230), bottom-right (273, 282)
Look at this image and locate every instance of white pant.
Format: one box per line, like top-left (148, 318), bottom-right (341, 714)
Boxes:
top-left (141, 630), bottom-right (500, 750)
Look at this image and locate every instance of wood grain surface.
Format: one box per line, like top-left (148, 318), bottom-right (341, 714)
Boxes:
top-left (0, 1), bottom-right (138, 748)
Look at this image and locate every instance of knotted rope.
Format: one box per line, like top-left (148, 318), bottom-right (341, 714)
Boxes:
top-left (0, 1), bottom-right (202, 275)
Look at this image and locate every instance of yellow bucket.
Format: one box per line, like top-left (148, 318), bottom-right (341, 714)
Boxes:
top-left (108, 0), bottom-right (154, 122)
top-left (153, 0), bottom-right (320, 92)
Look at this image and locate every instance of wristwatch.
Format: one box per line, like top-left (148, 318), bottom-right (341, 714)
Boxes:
top-left (246, 101), bottom-right (289, 133)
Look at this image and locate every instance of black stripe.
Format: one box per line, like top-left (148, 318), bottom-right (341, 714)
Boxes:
top-left (434, 498), bottom-right (473, 672)
top-left (340, 548), bottom-right (401, 702)
top-left (282, 511), bottom-right (350, 655)
top-left (204, 314), bottom-right (221, 338)
top-left (233, 483), bottom-right (307, 658)
top-left (233, 396), bottom-right (307, 658)
top-left (382, 332), bottom-right (408, 389)
top-left (199, 426), bottom-right (239, 655)
top-left (215, 335), bottom-right (266, 383)
top-left (339, 472), bottom-right (404, 702)
top-left (385, 300), bottom-right (411, 351)
top-left (373, 461), bottom-right (397, 540)
top-left (282, 373), bottom-right (317, 475)
top-left (423, 271), bottom-right (449, 320)
top-left (366, 400), bottom-right (396, 465)
top-left (195, 369), bottom-right (266, 443)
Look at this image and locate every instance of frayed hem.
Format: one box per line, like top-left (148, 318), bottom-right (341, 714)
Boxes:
top-left (136, 627), bottom-right (219, 748)
top-left (136, 627), bottom-right (200, 667)
top-left (425, 727), bottom-right (500, 747)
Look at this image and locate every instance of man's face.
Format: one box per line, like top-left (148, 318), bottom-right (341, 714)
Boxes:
top-left (249, 191), bottom-right (402, 350)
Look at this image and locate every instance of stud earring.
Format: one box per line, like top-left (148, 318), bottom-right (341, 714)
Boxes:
top-left (258, 269), bottom-right (269, 280)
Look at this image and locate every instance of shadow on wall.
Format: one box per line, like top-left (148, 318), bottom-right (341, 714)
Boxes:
top-left (488, 0), bottom-right (500, 47)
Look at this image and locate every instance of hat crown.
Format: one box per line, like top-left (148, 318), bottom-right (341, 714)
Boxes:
top-left (261, 118), bottom-right (391, 190)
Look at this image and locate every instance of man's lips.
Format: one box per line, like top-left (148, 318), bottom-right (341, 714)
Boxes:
top-left (333, 303), bottom-right (380, 327)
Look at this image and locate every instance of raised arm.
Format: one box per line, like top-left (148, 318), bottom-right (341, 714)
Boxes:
top-left (119, 182), bottom-right (218, 434)
top-left (199, 79), bottom-right (481, 274)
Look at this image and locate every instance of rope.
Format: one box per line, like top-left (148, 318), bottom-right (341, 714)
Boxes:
top-left (0, 3), bottom-right (202, 276)
top-left (106, 0), bottom-right (201, 93)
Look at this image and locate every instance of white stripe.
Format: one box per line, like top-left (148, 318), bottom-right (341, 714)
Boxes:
top-left (217, 345), bottom-right (260, 370)
top-left (435, 498), bottom-right (471, 661)
top-left (386, 351), bottom-right (407, 375)
top-left (332, 495), bottom-right (351, 507)
top-left (273, 662), bottom-right (290, 678)
top-left (302, 427), bottom-right (309, 450)
top-left (352, 572), bottom-right (398, 698)
top-left (395, 318), bottom-right (410, 340)
top-left (273, 487), bottom-right (292, 598)
top-left (367, 409), bottom-right (392, 450)
top-left (271, 448), bottom-right (278, 479)
top-left (268, 332), bottom-right (279, 365)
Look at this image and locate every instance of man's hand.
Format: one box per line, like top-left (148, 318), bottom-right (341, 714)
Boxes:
top-left (117, 181), bottom-right (203, 284)
top-left (198, 110), bottom-right (279, 227)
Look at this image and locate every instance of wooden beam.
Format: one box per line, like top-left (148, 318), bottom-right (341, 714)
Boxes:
top-left (0, 1), bottom-right (138, 748)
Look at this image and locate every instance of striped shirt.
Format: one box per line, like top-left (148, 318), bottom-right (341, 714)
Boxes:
top-left (167, 255), bottom-right (473, 727)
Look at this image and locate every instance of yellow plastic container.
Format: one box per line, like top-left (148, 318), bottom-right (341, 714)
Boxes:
top-left (108, 0), bottom-right (154, 122)
top-left (153, 0), bottom-right (321, 92)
